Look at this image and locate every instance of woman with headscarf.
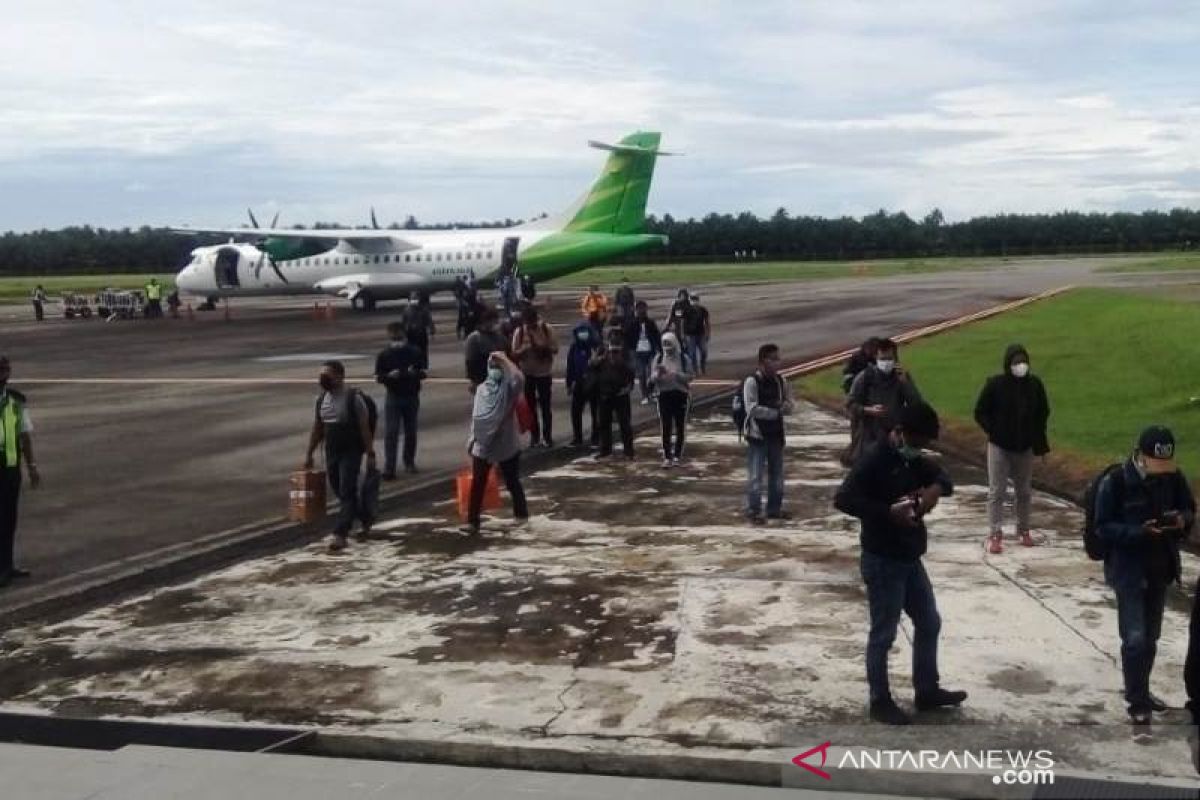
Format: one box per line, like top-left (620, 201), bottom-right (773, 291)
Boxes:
top-left (649, 332), bottom-right (694, 468)
top-left (463, 350), bottom-right (529, 536)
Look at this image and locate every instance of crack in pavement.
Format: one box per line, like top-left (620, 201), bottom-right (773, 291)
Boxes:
top-left (981, 557), bottom-right (1116, 666)
top-left (523, 677), bottom-right (579, 738)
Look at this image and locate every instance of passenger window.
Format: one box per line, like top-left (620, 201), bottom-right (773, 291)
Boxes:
top-left (404, 255), bottom-right (411, 262)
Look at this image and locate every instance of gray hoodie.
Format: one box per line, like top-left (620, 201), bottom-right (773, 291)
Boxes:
top-left (649, 332), bottom-right (693, 394)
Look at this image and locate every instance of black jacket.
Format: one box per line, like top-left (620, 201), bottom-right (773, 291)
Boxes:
top-left (973, 344), bottom-right (1050, 455)
top-left (841, 348), bottom-right (873, 393)
top-left (375, 343), bottom-right (426, 396)
top-left (1098, 458), bottom-right (1196, 588)
top-left (623, 317), bottom-right (662, 356)
top-left (464, 329), bottom-right (510, 386)
top-left (586, 357), bottom-right (635, 401)
top-left (834, 440), bottom-right (954, 561)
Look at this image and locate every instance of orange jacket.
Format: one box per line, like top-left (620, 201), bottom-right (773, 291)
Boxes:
top-left (581, 291), bottom-right (609, 318)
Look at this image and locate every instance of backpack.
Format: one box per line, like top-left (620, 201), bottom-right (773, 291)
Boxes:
top-left (1083, 463), bottom-right (1124, 561)
top-left (731, 374), bottom-right (761, 440)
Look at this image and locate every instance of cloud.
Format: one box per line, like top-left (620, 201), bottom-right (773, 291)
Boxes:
top-left (0, 0), bottom-right (1197, 229)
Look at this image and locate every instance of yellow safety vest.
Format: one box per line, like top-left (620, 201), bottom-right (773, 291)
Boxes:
top-left (146, 284), bottom-right (162, 301)
top-left (1, 395), bottom-right (21, 467)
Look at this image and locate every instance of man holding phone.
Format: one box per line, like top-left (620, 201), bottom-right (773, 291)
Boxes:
top-left (1096, 426), bottom-right (1196, 743)
top-left (846, 339), bottom-right (923, 464)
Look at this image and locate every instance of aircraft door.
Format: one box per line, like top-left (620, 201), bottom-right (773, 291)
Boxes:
top-left (215, 247), bottom-right (241, 289)
top-left (500, 237), bottom-right (520, 278)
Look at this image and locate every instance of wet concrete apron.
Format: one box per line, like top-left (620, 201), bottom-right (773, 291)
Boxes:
top-left (1, 404), bottom-right (1197, 783)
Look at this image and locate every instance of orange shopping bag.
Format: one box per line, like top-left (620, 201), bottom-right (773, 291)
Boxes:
top-left (456, 465), bottom-right (501, 521)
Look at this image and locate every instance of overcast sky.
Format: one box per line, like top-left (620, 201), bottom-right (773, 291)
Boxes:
top-left (2, 0), bottom-right (1198, 231)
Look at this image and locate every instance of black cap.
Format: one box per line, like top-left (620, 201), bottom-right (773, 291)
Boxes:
top-left (899, 401), bottom-right (940, 439)
top-left (1138, 426), bottom-right (1176, 462)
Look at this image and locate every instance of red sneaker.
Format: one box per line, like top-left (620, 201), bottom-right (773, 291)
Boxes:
top-left (987, 532), bottom-right (1003, 554)
top-left (1019, 530), bottom-right (1036, 547)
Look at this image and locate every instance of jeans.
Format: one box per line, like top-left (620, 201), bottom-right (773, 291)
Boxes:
top-left (860, 550), bottom-right (942, 703)
top-left (383, 393), bottom-right (420, 473)
top-left (683, 335), bottom-right (701, 372)
top-left (634, 352), bottom-right (655, 399)
top-left (0, 467), bottom-right (21, 573)
top-left (524, 375), bottom-right (553, 443)
top-left (569, 385), bottom-right (598, 444)
top-left (468, 453), bottom-right (528, 527)
top-left (598, 394), bottom-right (633, 457)
top-left (987, 444), bottom-right (1034, 533)
top-left (658, 390), bottom-right (688, 459)
top-left (695, 336), bottom-right (708, 373)
top-left (32, 301), bottom-right (43, 322)
top-left (408, 331), bottom-right (430, 370)
top-left (326, 447), bottom-right (363, 537)
top-left (745, 436), bottom-right (784, 516)
top-left (1114, 576), bottom-right (1169, 714)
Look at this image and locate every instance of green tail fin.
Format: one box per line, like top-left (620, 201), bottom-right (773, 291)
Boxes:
top-left (564, 132), bottom-right (661, 235)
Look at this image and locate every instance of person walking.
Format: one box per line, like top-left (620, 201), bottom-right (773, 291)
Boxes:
top-left (840, 337), bottom-right (881, 467)
top-left (0, 356), bottom-right (40, 588)
top-left (742, 344), bottom-right (794, 523)
top-left (834, 402), bottom-right (967, 726)
top-left (974, 344), bottom-right (1051, 553)
top-left (664, 288), bottom-right (693, 342)
top-left (689, 293), bottom-right (711, 375)
top-left (649, 332), bottom-right (693, 467)
top-left (375, 322), bottom-right (426, 479)
top-left (1096, 426), bottom-right (1195, 742)
top-left (846, 339), bottom-right (923, 463)
top-left (613, 277), bottom-right (635, 329)
top-left (464, 307), bottom-right (510, 392)
top-left (31, 285), bottom-right (47, 323)
top-left (303, 361), bottom-right (377, 553)
top-left (623, 301), bottom-right (662, 405)
top-left (512, 306), bottom-right (558, 447)
top-left (462, 351), bottom-right (529, 537)
top-left (588, 339), bottom-right (636, 459)
top-left (566, 315), bottom-right (603, 447)
top-left (402, 293), bottom-right (436, 370)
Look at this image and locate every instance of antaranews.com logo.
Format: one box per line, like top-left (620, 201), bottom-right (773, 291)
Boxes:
top-left (790, 742), bottom-right (1055, 787)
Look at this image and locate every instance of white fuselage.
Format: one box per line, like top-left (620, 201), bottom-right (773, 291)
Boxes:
top-left (175, 227), bottom-right (554, 301)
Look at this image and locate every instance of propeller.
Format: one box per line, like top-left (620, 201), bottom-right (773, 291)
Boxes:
top-left (247, 208), bottom-right (288, 284)
top-left (370, 207), bottom-right (380, 230)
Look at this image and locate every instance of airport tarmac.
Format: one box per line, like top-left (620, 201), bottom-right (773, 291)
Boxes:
top-left (2, 256), bottom-right (1196, 592)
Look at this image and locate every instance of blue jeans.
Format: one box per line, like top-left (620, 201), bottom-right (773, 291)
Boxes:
top-left (325, 447), bottom-right (363, 537)
top-left (1114, 577), bottom-right (1168, 714)
top-left (860, 551), bottom-right (942, 703)
top-left (745, 436), bottom-right (784, 516)
top-left (384, 393), bottom-right (419, 473)
top-left (695, 336), bottom-right (708, 373)
top-left (634, 351), bottom-right (654, 399)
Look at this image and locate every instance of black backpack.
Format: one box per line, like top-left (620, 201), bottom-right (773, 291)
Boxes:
top-left (1083, 463), bottom-right (1124, 561)
top-left (731, 374), bottom-right (765, 440)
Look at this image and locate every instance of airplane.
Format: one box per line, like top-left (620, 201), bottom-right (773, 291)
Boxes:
top-left (173, 131), bottom-right (671, 310)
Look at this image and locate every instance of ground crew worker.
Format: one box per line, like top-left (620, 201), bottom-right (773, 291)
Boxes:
top-left (31, 285), bottom-right (47, 322)
top-left (144, 278), bottom-right (163, 319)
top-left (0, 356), bottom-right (40, 588)
top-left (580, 285), bottom-right (609, 326)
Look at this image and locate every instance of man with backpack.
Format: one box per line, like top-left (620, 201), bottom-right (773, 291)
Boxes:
top-left (846, 339), bottom-right (923, 463)
top-left (834, 401), bottom-right (967, 726)
top-left (1092, 426), bottom-right (1195, 743)
top-left (623, 301), bottom-right (661, 405)
top-left (304, 360), bottom-right (377, 553)
top-left (566, 315), bottom-right (603, 447)
top-left (375, 322), bottom-right (426, 478)
top-left (974, 344), bottom-right (1051, 553)
top-left (742, 344), bottom-right (795, 524)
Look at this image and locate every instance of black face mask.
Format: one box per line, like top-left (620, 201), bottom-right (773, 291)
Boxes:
top-left (319, 375), bottom-right (335, 391)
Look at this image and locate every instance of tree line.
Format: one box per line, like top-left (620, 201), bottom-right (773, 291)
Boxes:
top-left (2, 207), bottom-right (1199, 276)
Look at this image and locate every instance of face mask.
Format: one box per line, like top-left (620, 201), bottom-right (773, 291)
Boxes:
top-left (576, 331), bottom-right (589, 342)
top-left (1011, 363), bottom-right (1029, 378)
top-left (876, 359), bottom-right (896, 374)
top-left (390, 340), bottom-right (405, 348)
top-left (318, 375), bottom-right (335, 391)
top-left (487, 367), bottom-right (504, 383)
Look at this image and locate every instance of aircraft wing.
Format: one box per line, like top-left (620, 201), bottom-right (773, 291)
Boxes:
top-left (172, 226), bottom-right (422, 250)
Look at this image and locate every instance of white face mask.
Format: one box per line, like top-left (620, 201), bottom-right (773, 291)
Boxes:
top-left (1011, 363), bottom-right (1030, 378)
top-left (876, 359), bottom-right (896, 374)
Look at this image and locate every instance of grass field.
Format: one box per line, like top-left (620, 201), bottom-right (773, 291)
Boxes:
top-left (0, 274), bottom-right (176, 303)
top-left (800, 288), bottom-right (1200, 481)
top-left (1099, 252), bottom-right (1200, 273)
top-left (546, 257), bottom-right (1008, 287)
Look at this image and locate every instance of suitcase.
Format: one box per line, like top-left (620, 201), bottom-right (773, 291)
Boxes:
top-left (289, 470), bottom-right (327, 522)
